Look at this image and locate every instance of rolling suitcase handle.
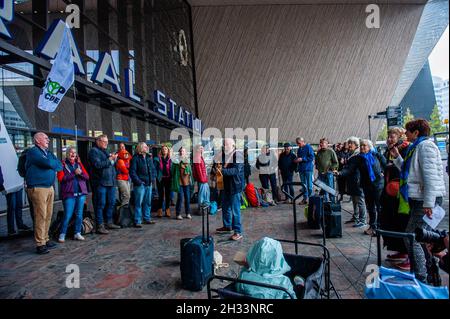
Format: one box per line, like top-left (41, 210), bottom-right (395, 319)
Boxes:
top-left (200, 203), bottom-right (211, 244)
top-left (376, 229), bottom-right (416, 274)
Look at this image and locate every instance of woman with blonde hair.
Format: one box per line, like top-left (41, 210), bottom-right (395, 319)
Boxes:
top-left (154, 144), bottom-right (172, 217)
top-left (57, 147), bottom-right (89, 242)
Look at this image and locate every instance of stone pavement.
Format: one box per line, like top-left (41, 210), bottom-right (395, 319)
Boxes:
top-left (0, 190), bottom-right (448, 299)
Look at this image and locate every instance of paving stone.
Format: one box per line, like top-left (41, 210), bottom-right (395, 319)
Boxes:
top-left (0, 191), bottom-right (448, 299)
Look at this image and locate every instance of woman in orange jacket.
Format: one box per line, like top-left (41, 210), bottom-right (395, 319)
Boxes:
top-left (116, 149), bottom-right (132, 206)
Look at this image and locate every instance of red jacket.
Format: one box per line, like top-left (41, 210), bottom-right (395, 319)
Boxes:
top-left (193, 155), bottom-right (208, 183)
top-left (116, 150), bottom-right (132, 181)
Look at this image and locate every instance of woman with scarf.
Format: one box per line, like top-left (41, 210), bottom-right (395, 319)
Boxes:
top-left (338, 139), bottom-right (386, 236)
top-left (57, 147), bottom-right (89, 242)
top-left (390, 119), bottom-right (446, 281)
top-left (154, 144), bottom-right (172, 218)
top-left (171, 147), bottom-right (193, 220)
top-left (379, 127), bottom-right (410, 266)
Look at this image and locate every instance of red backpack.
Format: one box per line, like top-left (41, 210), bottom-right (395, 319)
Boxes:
top-left (245, 183), bottom-right (259, 207)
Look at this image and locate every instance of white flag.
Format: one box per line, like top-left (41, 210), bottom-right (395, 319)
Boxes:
top-left (38, 24), bottom-right (74, 113)
top-left (0, 113), bottom-right (23, 194)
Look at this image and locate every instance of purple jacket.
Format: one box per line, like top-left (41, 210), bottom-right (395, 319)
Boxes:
top-left (57, 160), bottom-right (89, 200)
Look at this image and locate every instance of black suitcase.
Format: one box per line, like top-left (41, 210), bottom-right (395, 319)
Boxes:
top-left (180, 203), bottom-right (214, 291)
top-left (323, 202), bottom-right (342, 238)
top-left (307, 195), bottom-right (323, 229)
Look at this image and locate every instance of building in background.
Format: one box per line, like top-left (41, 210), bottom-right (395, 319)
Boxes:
top-left (1, 0), bottom-right (198, 161)
top-left (399, 61), bottom-right (437, 120)
top-left (0, 0), bottom-right (199, 211)
top-left (433, 76), bottom-right (449, 122)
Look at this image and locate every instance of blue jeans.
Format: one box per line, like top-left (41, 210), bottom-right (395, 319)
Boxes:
top-left (6, 189), bottom-right (25, 233)
top-left (299, 171), bottom-right (313, 200)
top-left (318, 172), bottom-right (335, 202)
top-left (134, 185), bottom-right (153, 223)
top-left (61, 195), bottom-right (86, 235)
top-left (198, 182), bottom-right (210, 206)
top-left (93, 185), bottom-right (116, 225)
top-left (222, 192), bottom-right (242, 234)
top-left (281, 174), bottom-right (294, 200)
top-left (176, 185), bottom-right (191, 216)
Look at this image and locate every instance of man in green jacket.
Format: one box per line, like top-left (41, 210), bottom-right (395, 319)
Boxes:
top-left (316, 138), bottom-right (339, 201)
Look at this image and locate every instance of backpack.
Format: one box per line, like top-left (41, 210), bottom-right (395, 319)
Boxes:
top-left (261, 188), bottom-right (275, 206)
top-left (17, 149), bottom-right (28, 178)
top-left (81, 217), bottom-right (95, 234)
top-left (113, 204), bottom-right (134, 228)
top-left (209, 201), bottom-right (218, 215)
top-left (241, 192), bottom-right (249, 208)
top-left (257, 190), bottom-right (269, 207)
top-left (245, 183), bottom-right (259, 207)
top-left (191, 191), bottom-right (199, 204)
top-left (49, 210), bottom-right (76, 238)
top-left (49, 211), bottom-right (64, 239)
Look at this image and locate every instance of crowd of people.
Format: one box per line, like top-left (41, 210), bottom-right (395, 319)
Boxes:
top-left (0, 119), bottom-right (447, 285)
top-left (250, 119), bottom-right (446, 284)
top-left (0, 134), bottom-right (246, 254)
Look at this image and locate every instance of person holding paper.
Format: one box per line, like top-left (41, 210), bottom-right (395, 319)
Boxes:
top-left (390, 119), bottom-right (446, 282)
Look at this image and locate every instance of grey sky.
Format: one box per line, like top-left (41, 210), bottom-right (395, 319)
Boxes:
top-left (429, 26), bottom-right (449, 80)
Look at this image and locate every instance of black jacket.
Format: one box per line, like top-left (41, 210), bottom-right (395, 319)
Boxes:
top-left (278, 151), bottom-right (297, 176)
top-left (341, 151), bottom-right (386, 192)
top-left (88, 145), bottom-right (117, 187)
top-left (129, 154), bottom-right (156, 186)
top-left (340, 151), bottom-right (363, 196)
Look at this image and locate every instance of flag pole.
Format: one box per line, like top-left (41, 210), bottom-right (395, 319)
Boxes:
top-left (74, 85), bottom-right (78, 144)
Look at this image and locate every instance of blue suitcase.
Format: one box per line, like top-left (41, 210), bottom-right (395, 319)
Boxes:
top-left (307, 195), bottom-right (323, 229)
top-left (180, 203), bottom-right (214, 291)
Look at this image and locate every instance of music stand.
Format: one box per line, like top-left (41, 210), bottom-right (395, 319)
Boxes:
top-left (312, 178), bottom-right (338, 247)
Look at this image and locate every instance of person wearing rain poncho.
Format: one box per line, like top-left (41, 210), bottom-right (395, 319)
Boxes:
top-left (236, 237), bottom-right (296, 299)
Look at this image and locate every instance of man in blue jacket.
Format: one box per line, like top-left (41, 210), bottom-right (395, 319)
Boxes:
top-left (216, 138), bottom-right (245, 241)
top-left (294, 137), bottom-right (315, 204)
top-left (25, 132), bottom-right (63, 254)
top-left (88, 134), bottom-right (121, 234)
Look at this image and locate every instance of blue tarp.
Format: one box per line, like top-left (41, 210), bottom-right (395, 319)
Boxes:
top-left (365, 266), bottom-right (449, 299)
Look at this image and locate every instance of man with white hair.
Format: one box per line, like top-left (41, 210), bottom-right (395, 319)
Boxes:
top-left (215, 138), bottom-right (245, 241)
top-left (25, 132), bottom-right (63, 254)
top-left (88, 134), bottom-right (121, 234)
